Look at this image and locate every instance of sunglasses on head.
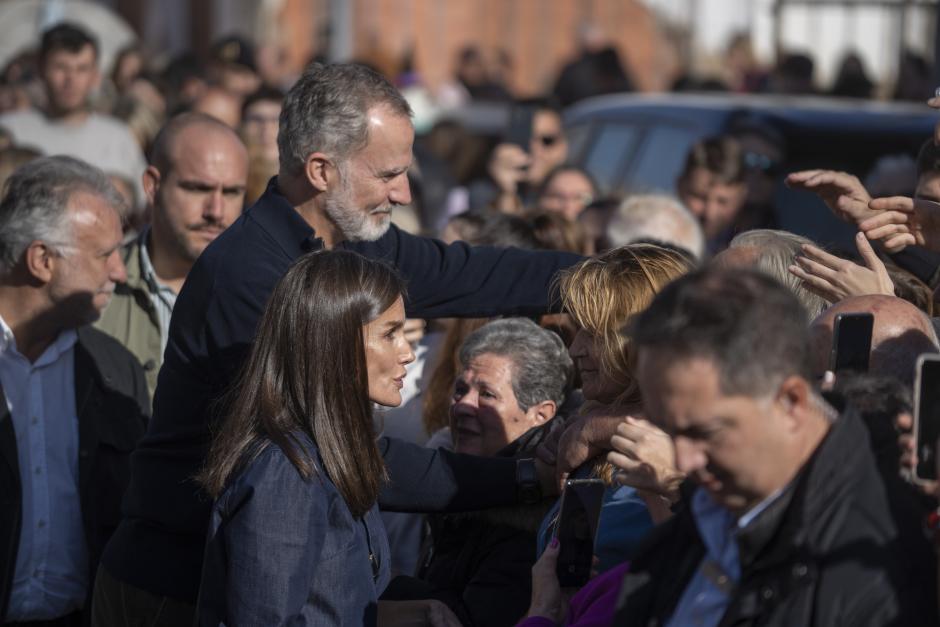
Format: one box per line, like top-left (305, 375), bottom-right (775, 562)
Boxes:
top-left (743, 151), bottom-right (781, 174)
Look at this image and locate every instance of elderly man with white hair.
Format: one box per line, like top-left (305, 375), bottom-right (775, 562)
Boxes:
top-left (606, 194), bottom-right (705, 260)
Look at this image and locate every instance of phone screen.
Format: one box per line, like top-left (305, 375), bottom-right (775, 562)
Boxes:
top-left (830, 313), bottom-right (874, 374)
top-left (504, 105), bottom-right (535, 150)
top-left (554, 478), bottom-right (605, 588)
top-left (915, 355), bottom-right (940, 482)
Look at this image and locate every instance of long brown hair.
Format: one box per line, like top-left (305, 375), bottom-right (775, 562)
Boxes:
top-left (199, 250), bottom-right (404, 518)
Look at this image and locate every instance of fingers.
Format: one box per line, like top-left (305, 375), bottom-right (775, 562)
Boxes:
top-left (882, 233), bottom-right (917, 254)
top-left (868, 196), bottom-right (915, 213)
top-left (796, 244), bottom-right (844, 276)
top-left (787, 264), bottom-right (839, 303)
top-left (785, 169), bottom-right (824, 187)
top-left (858, 211), bottom-right (913, 237)
top-left (853, 231), bottom-right (881, 269)
top-left (608, 449), bottom-right (642, 471)
top-left (896, 411), bottom-right (914, 432)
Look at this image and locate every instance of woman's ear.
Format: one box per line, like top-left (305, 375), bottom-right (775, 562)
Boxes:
top-left (530, 400), bottom-right (558, 425)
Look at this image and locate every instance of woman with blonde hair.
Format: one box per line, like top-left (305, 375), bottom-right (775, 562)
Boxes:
top-left (536, 243), bottom-right (695, 572)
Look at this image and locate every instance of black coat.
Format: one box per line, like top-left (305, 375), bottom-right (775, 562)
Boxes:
top-left (0, 326), bottom-right (149, 622)
top-left (613, 411), bottom-right (938, 627)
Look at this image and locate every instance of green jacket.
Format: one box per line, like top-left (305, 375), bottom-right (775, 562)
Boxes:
top-left (95, 238), bottom-right (163, 403)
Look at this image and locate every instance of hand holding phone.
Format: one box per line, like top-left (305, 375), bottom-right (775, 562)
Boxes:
top-left (554, 478), bottom-right (605, 588)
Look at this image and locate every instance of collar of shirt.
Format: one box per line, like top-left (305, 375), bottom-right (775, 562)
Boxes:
top-left (0, 314), bottom-right (77, 368)
top-left (138, 227), bottom-right (179, 298)
top-left (249, 177), bottom-right (321, 257)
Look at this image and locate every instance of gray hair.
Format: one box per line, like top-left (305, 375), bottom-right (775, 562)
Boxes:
top-left (0, 155), bottom-right (124, 275)
top-left (607, 194), bottom-right (705, 260)
top-left (459, 318), bottom-right (573, 410)
top-left (729, 229), bottom-right (828, 318)
top-left (278, 62), bottom-right (412, 175)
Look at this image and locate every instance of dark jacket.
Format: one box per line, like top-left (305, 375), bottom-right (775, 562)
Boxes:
top-left (102, 179), bottom-right (582, 603)
top-left (0, 326), bottom-right (149, 622)
top-left (387, 425), bottom-right (555, 627)
top-left (612, 411), bottom-right (938, 627)
top-left (197, 433), bottom-right (390, 626)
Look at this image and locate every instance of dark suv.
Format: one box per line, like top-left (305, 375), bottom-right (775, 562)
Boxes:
top-left (563, 93), bottom-right (937, 247)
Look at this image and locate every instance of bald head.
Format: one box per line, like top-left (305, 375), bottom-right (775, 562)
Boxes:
top-left (144, 112), bottom-right (249, 270)
top-left (149, 112), bottom-right (247, 177)
top-left (810, 294), bottom-right (939, 385)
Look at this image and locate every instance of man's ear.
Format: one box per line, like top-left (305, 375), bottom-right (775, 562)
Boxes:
top-left (304, 153), bottom-right (335, 193)
top-left (24, 241), bottom-right (57, 283)
top-left (530, 400), bottom-right (558, 425)
top-left (142, 166), bottom-right (161, 207)
top-left (776, 375), bottom-right (811, 430)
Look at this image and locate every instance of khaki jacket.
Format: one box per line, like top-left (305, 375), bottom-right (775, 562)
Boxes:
top-left (95, 238), bottom-right (162, 403)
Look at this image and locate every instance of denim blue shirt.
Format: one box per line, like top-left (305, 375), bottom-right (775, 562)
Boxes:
top-left (537, 464), bottom-right (653, 573)
top-left (666, 487), bottom-right (786, 627)
top-left (0, 317), bottom-right (87, 621)
top-left (198, 434), bottom-right (390, 626)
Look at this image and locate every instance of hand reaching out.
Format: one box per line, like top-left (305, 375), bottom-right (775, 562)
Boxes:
top-left (788, 232), bottom-right (894, 303)
top-left (858, 196), bottom-right (940, 254)
top-left (786, 169), bottom-right (875, 226)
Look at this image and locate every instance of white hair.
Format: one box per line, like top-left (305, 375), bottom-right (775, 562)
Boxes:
top-left (606, 194), bottom-right (705, 260)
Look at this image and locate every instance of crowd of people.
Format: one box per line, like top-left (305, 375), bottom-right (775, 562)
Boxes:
top-left (2, 17), bottom-right (940, 627)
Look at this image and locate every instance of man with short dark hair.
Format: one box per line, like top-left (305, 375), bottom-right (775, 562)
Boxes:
top-left (0, 156), bottom-right (149, 624)
top-left (676, 135), bottom-right (748, 249)
top-left (0, 23), bottom-right (146, 208)
top-left (95, 113), bottom-right (248, 399)
top-left (612, 267), bottom-right (936, 626)
top-left (94, 62), bottom-right (582, 626)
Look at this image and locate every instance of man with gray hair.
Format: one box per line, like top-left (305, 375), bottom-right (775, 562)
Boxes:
top-left (0, 156), bottom-right (149, 624)
top-left (713, 229), bottom-right (829, 318)
top-left (606, 267), bottom-right (935, 627)
top-left (97, 62), bottom-right (583, 624)
top-left (606, 194), bottom-right (705, 260)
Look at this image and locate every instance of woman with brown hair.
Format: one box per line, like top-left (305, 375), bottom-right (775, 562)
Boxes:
top-left (196, 250), bottom-right (420, 625)
top-left (535, 243), bottom-right (695, 572)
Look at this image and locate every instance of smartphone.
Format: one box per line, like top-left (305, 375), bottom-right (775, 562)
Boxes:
top-left (504, 104), bottom-right (535, 150)
top-left (554, 478), bottom-right (605, 588)
top-left (830, 312), bottom-right (874, 374)
top-left (914, 354), bottom-right (940, 483)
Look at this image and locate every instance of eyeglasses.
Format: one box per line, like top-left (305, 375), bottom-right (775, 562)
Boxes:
top-left (534, 134), bottom-right (562, 148)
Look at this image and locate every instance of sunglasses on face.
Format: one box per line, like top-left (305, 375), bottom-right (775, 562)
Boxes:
top-left (533, 134), bottom-right (562, 148)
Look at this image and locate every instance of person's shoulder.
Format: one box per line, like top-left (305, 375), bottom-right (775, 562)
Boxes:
top-left (77, 324), bottom-right (144, 371)
top-left (0, 108), bottom-right (42, 126)
top-left (224, 435), bottom-right (334, 503)
top-left (85, 112), bottom-right (139, 136)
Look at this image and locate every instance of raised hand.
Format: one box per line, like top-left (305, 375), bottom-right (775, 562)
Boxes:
top-left (788, 232), bottom-right (894, 303)
top-left (785, 169), bottom-right (875, 225)
top-left (859, 196), bottom-right (940, 253)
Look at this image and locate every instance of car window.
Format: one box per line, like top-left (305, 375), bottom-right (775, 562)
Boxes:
top-left (582, 124), bottom-right (637, 193)
top-left (565, 123), bottom-right (592, 163)
top-left (628, 125), bottom-right (700, 193)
